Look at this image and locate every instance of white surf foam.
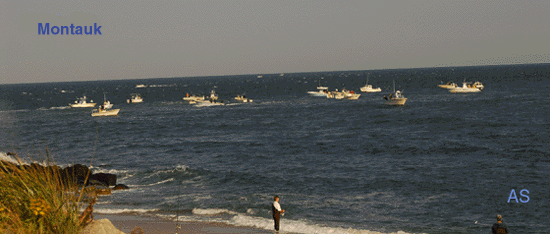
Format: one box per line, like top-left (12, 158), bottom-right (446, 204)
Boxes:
top-left (0, 152), bottom-right (20, 164)
top-left (231, 214), bottom-right (415, 234)
top-left (94, 208), bottom-right (159, 214)
top-left (192, 208), bottom-right (238, 215)
top-left (88, 167), bottom-right (130, 175)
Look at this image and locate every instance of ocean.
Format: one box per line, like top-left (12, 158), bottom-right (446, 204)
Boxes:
top-left (0, 64), bottom-right (549, 233)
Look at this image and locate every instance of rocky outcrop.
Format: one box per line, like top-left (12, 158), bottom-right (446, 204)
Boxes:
top-left (113, 184), bottom-right (130, 191)
top-left (0, 160), bottom-right (128, 192)
top-left (89, 173), bottom-right (117, 186)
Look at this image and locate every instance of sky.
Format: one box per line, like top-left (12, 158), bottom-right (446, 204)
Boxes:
top-left (1, 0), bottom-right (550, 84)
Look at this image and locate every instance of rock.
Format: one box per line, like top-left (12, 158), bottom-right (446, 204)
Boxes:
top-left (130, 227), bottom-right (144, 234)
top-left (87, 179), bottom-right (107, 187)
top-left (62, 164), bottom-right (90, 183)
top-left (89, 173), bottom-right (117, 186)
top-left (79, 219), bottom-right (125, 234)
top-left (96, 187), bottom-right (112, 196)
top-left (112, 184), bottom-right (130, 191)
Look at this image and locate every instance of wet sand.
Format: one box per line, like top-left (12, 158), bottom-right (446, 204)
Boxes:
top-left (95, 214), bottom-right (289, 234)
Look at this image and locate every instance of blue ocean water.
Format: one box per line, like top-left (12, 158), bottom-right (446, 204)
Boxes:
top-left (0, 64), bottom-right (549, 233)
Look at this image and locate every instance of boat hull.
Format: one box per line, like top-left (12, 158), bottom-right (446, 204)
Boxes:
top-left (449, 88), bottom-right (481, 93)
top-left (70, 103), bottom-right (97, 108)
top-left (91, 109), bottom-right (120, 117)
top-left (438, 84), bottom-right (458, 89)
top-left (384, 98), bottom-right (407, 106)
top-left (307, 91), bottom-right (327, 97)
top-left (345, 94), bottom-right (361, 99)
top-left (127, 98), bottom-right (143, 103)
top-left (194, 100), bottom-right (225, 107)
top-left (360, 87), bottom-right (381, 92)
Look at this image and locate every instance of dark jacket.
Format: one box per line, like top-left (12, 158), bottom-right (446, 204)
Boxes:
top-left (492, 222), bottom-right (509, 234)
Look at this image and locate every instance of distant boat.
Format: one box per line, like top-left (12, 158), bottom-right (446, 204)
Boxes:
top-left (101, 93), bottom-right (113, 109)
top-left (360, 74), bottom-right (381, 93)
top-left (383, 80), bottom-right (407, 105)
top-left (127, 93), bottom-right (143, 103)
top-left (308, 80), bottom-right (329, 97)
top-left (438, 81), bottom-right (458, 89)
top-left (326, 89), bottom-right (360, 100)
top-left (136, 84), bottom-right (147, 88)
top-left (308, 86), bottom-right (329, 97)
top-left (91, 108), bottom-right (120, 117)
top-left (70, 96), bottom-right (96, 108)
top-left (235, 94), bottom-right (253, 103)
top-left (473, 81), bottom-right (484, 90)
top-left (183, 93), bottom-right (206, 104)
top-left (449, 81), bottom-right (482, 93)
top-left (257, 75), bottom-right (263, 78)
top-left (342, 89), bottom-right (361, 99)
top-left (208, 89), bottom-right (219, 102)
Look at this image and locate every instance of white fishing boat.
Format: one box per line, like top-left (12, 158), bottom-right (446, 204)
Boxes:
top-left (360, 75), bottom-right (381, 92)
top-left (101, 93), bottom-right (113, 109)
top-left (360, 84), bottom-right (382, 93)
top-left (70, 96), bottom-right (96, 108)
top-left (102, 100), bottom-right (113, 109)
top-left (91, 108), bottom-right (120, 117)
top-left (183, 93), bottom-right (206, 103)
top-left (308, 79), bottom-right (330, 97)
top-left (449, 82), bottom-right (482, 93)
top-left (342, 89), bottom-right (361, 99)
top-left (127, 93), bottom-right (143, 103)
top-left (327, 89), bottom-right (360, 99)
top-left (135, 84), bottom-right (147, 88)
top-left (307, 86), bottom-right (329, 97)
top-left (438, 81), bottom-right (458, 89)
top-left (473, 81), bottom-right (484, 90)
top-left (190, 89), bottom-right (225, 106)
top-left (234, 95), bottom-right (253, 103)
top-left (193, 99), bottom-right (225, 107)
top-left (383, 81), bottom-right (407, 105)
top-left (209, 89), bottom-right (219, 101)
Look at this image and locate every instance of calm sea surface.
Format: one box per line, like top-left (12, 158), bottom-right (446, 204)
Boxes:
top-left (1, 64), bottom-right (549, 233)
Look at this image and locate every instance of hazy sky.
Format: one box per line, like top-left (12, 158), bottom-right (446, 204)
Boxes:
top-left (1, 0), bottom-right (550, 84)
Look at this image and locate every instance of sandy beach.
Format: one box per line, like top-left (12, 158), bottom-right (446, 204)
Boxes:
top-left (94, 213), bottom-right (288, 234)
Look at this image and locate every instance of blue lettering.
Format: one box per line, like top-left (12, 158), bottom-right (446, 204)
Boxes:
top-left (84, 26), bottom-right (92, 35)
top-left (60, 26), bottom-right (69, 35)
top-left (520, 189), bottom-right (529, 203)
top-left (75, 26), bottom-right (82, 35)
top-left (507, 189), bottom-right (518, 203)
top-left (51, 26), bottom-right (59, 35)
top-left (37, 23), bottom-right (102, 35)
top-left (94, 23), bottom-right (102, 35)
top-left (38, 23), bottom-right (49, 35)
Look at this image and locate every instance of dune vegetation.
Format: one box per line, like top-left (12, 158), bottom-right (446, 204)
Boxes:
top-left (0, 153), bottom-right (94, 234)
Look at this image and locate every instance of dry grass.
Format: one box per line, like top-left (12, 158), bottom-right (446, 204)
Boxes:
top-left (0, 153), bottom-right (93, 234)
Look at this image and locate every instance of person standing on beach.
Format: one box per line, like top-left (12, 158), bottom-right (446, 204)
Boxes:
top-left (492, 214), bottom-right (509, 234)
top-left (272, 196), bottom-right (285, 232)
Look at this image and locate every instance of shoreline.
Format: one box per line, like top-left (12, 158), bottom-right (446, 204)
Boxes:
top-left (94, 213), bottom-right (295, 234)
